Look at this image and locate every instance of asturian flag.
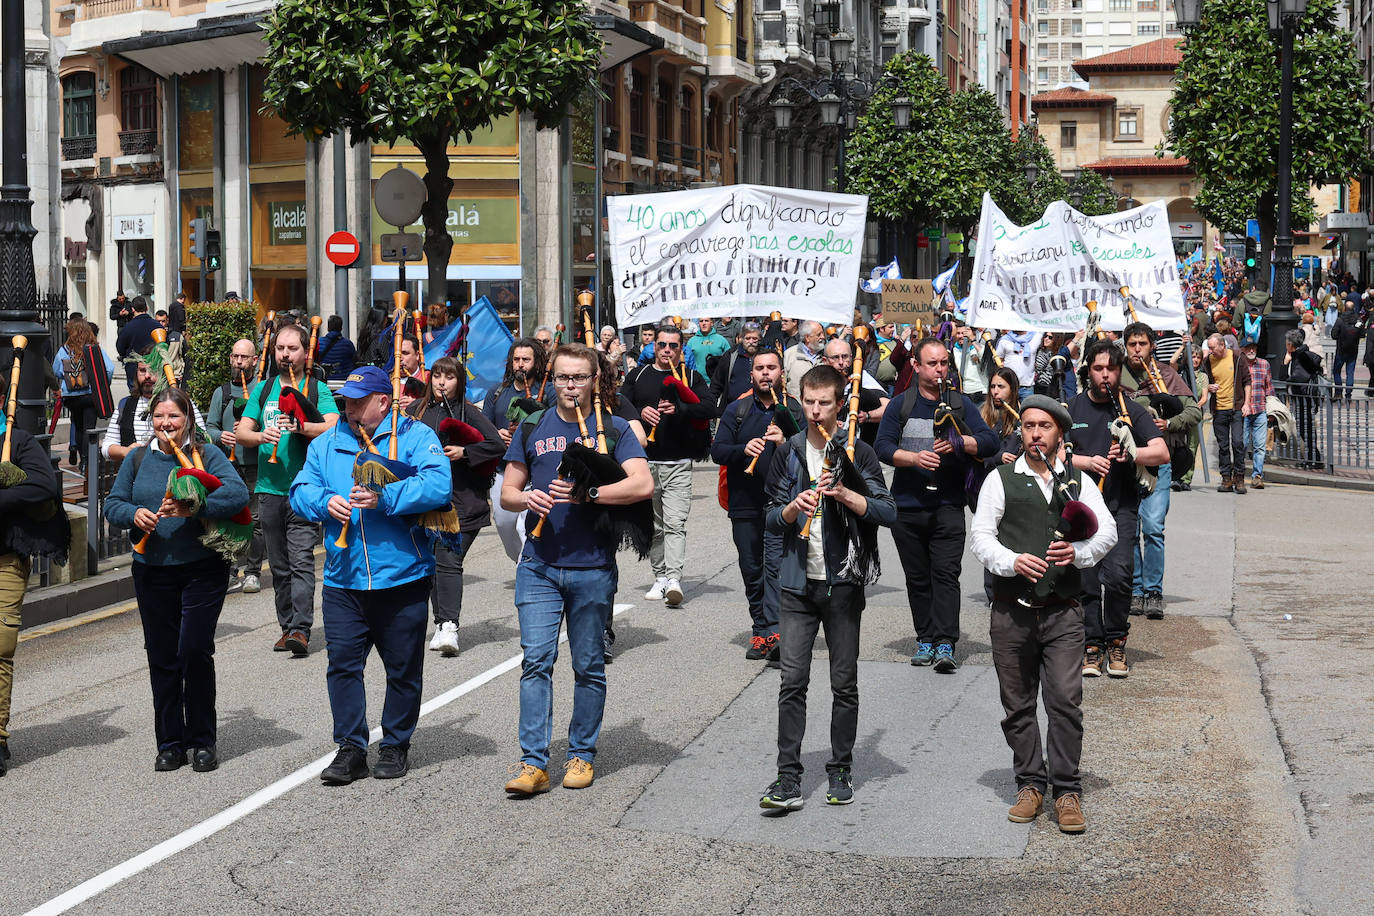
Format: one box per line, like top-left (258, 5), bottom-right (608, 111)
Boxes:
top-left (933, 259), bottom-right (961, 295)
top-left (860, 257), bottom-right (901, 293)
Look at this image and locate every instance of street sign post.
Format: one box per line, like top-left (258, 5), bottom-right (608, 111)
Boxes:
top-left (379, 232), bottom-right (423, 263)
top-left (374, 167), bottom-right (427, 295)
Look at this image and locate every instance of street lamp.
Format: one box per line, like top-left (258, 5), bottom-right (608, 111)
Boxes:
top-left (1174, 0), bottom-right (1202, 28)
top-left (1266, 0), bottom-right (1310, 362)
top-left (771, 97), bottom-right (794, 131)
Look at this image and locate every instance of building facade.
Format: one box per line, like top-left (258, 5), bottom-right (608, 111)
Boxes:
top-left (977, 0), bottom-right (1033, 126)
top-left (1030, 0), bottom-right (1181, 95)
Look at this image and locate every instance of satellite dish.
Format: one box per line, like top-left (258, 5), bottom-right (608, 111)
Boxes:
top-left (375, 166), bottom-right (426, 227)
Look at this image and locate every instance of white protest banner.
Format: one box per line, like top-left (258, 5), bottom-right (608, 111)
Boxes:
top-left (966, 193), bottom-right (1186, 332)
top-left (607, 184), bottom-right (868, 329)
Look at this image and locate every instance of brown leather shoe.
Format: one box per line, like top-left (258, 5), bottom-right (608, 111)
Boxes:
top-left (284, 630), bottom-right (309, 657)
top-left (1106, 639), bottom-right (1129, 678)
top-left (273, 632), bottom-right (290, 652)
top-left (1008, 786), bottom-right (1044, 823)
top-left (1252, 475), bottom-right (1264, 489)
top-left (1055, 793), bottom-right (1086, 833)
top-left (562, 757), bottom-right (594, 789)
top-left (1234, 474), bottom-right (1247, 494)
top-left (504, 762), bottom-right (550, 796)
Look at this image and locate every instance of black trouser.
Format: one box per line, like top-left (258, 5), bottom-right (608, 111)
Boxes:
top-left (431, 530), bottom-right (477, 625)
top-left (730, 516), bottom-right (781, 638)
top-left (233, 464), bottom-right (264, 579)
top-left (132, 557), bottom-right (230, 753)
top-left (65, 394), bottom-right (95, 462)
top-left (259, 493), bottom-right (318, 636)
top-left (1292, 392), bottom-right (1321, 462)
top-left (1212, 408), bottom-right (1244, 478)
top-left (890, 504), bottom-right (966, 646)
top-left (990, 598), bottom-right (1084, 797)
top-left (777, 580), bottom-right (863, 778)
top-left (1082, 505), bottom-right (1137, 648)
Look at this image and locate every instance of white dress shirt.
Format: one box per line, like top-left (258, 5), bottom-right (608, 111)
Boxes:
top-left (969, 453), bottom-right (1118, 578)
top-left (102, 395), bottom-right (209, 458)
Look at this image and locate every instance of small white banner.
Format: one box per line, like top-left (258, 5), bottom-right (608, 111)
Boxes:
top-left (966, 193), bottom-right (1186, 332)
top-left (607, 184), bottom-right (868, 328)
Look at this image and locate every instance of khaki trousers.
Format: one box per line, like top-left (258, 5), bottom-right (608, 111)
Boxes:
top-left (0, 553), bottom-right (31, 747)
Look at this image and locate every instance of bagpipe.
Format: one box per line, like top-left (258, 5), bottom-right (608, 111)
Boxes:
top-left (1107, 387), bottom-right (1155, 495)
top-left (437, 396), bottom-right (500, 478)
top-left (927, 375), bottom-right (974, 493)
top-left (1017, 444), bottom-right (1099, 606)
top-left (0, 335), bottom-right (29, 489)
top-left (744, 383), bottom-right (803, 476)
top-left (646, 359), bottom-right (708, 444)
top-left (796, 428), bottom-right (881, 586)
top-left (1121, 287), bottom-right (1185, 421)
top-left (0, 336), bottom-right (70, 564)
top-left (269, 364), bottom-right (326, 465)
top-left (133, 430), bottom-right (253, 564)
top-left (844, 325), bottom-right (870, 460)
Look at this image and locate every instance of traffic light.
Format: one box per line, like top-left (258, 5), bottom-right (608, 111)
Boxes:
top-left (189, 218), bottom-right (206, 260)
top-left (205, 229), bottom-right (222, 272)
top-left (1245, 236), bottom-right (1258, 270)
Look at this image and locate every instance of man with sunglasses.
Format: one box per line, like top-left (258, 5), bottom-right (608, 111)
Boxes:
top-left (622, 320), bottom-right (716, 607)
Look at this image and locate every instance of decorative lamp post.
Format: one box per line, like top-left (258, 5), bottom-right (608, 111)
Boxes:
top-left (0, 0), bottom-right (50, 438)
top-left (1264, 0), bottom-right (1309, 363)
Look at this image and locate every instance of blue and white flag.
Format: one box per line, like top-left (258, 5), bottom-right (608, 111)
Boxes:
top-left (860, 257), bottom-right (901, 294)
top-left (386, 297), bottom-right (514, 405)
top-left (932, 259), bottom-right (960, 296)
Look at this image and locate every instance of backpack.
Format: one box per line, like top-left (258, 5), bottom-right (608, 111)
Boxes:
top-left (117, 396), bottom-right (138, 446)
top-left (62, 351), bottom-right (87, 390)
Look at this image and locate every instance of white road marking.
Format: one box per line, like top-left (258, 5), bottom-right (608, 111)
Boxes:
top-left (24, 603), bottom-right (633, 916)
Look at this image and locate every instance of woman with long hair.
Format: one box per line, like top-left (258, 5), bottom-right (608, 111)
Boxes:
top-left (596, 350), bottom-right (646, 445)
top-left (981, 367), bottom-right (1023, 466)
top-left (104, 388), bottom-right (249, 772)
top-left (409, 356), bottom-right (504, 656)
top-left (52, 317), bottom-right (114, 470)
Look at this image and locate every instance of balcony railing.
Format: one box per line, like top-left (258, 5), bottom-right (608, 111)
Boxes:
top-left (678, 144), bottom-right (701, 172)
top-left (118, 128), bottom-right (159, 156)
top-left (630, 132), bottom-right (648, 158)
top-left (656, 138), bottom-right (677, 163)
top-left (61, 136), bottom-right (96, 160)
top-left (79, 0), bottom-right (169, 16)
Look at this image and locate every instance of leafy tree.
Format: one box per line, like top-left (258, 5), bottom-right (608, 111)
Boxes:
top-left (946, 85), bottom-right (1018, 231)
top-left (1068, 167), bottom-right (1118, 217)
top-left (1167, 0), bottom-right (1373, 281)
top-left (262, 0), bottom-right (601, 298)
top-left (1002, 129), bottom-right (1068, 225)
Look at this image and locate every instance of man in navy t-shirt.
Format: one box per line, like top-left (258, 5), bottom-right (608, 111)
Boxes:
top-left (500, 343), bottom-right (652, 796)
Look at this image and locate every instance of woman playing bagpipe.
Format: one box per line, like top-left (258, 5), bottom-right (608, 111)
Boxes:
top-left (499, 343), bottom-right (653, 795)
top-left (104, 387), bottom-right (251, 773)
top-left (407, 355), bottom-right (505, 657)
top-left (980, 367), bottom-right (1024, 467)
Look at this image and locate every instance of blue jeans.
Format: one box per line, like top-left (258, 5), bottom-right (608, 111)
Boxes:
top-left (1333, 354), bottom-right (1356, 393)
top-left (515, 558), bottom-right (612, 769)
top-left (731, 517), bottom-right (782, 637)
top-left (1243, 411), bottom-right (1268, 477)
top-left (1132, 462), bottom-right (1171, 598)
top-left (322, 578), bottom-right (431, 751)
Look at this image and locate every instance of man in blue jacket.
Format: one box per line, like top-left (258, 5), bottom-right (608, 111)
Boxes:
top-left (875, 337), bottom-right (1000, 671)
top-left (289, 366), bottom-right (451, 784)
top-left (758, 364), bottom-right (895, 812)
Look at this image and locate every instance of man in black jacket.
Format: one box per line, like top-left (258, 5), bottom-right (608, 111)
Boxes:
top-left (710, 347), bottom-right (800, 661)
top-left (621, 321), bottom-right (715, 607)
top-left (709, 320), bottom-right (764, 410)
top-left (115, 297), bottom-right (161, 386)
top-left (0, 416), bottom-right (66, 776)
top-left (109, 290), bottom-right (131, 331)
top-left (757, 364), bottom-right (895, 811)
top-left (1331, 304), bottom-right (1361, 398)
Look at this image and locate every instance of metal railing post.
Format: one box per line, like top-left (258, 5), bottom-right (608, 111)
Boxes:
top-left (87, 428), bottom-right (100, 574)
top-left (1325, 387), bottom-right (1335, 473)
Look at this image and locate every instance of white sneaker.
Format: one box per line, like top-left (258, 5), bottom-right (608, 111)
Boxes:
top-left (242, 574), bottom-right (262, 594)
top-left (645, 577), bottom-right (669, 600)
top-left (664, 578), bottom-right (684, 607)
top-left (429, 621), bottom-right (459, 656)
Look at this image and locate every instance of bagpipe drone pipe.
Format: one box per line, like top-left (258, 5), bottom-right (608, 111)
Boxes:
top-left (555, 432), bottom-right (653, 560)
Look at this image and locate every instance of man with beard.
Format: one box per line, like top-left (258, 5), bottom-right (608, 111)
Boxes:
top-left (783, 321), bottom-right (826, 402)
top-left (823, 337), bottom-right (888, 444)
top-left (484, 338), bottom-right (552, 561)
top-left (1120, 323), bottom-right (1200, 620)
top-left (1067, 340), bottom-right (1169, 678)
top-left (102, 358), bottom-right (207, 461)
top-left (711, 347), bottom-right (801, 661)
top-left (710, 320), bottom-right (765, 409)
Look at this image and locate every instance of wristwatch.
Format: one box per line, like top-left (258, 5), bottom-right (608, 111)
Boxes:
top-left (587, 486), bottom-right (601, 503)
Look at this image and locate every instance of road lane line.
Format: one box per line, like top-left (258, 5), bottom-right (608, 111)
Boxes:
top-left (24, 603), bottom-right (633, 916)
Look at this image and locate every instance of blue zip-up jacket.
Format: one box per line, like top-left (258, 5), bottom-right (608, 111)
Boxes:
top-left (104, 443), bottom-right (250, 567)
top-left (764, 431), bottom-right (896, 594)
top-left (289, 413), bottom-right (450, 590)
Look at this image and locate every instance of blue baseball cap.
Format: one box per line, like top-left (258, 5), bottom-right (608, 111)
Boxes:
top-left (338, 366), bottom-right (393, 399)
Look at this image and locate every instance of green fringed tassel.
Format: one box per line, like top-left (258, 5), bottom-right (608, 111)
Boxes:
top-left (167, 469), bottom-right (207, 515)
top-left (199, 518), bottom-right (253, 565)
top-left (0, 461), bottom-right (26, 488)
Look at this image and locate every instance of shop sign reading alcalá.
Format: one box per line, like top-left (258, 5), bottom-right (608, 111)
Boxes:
top-left (270, 201), bottom-right (307, 245)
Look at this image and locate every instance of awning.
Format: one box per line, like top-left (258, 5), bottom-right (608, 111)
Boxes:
top-left (103, 15), bottom-right (265, 79)
top-left (590, 14), bottom-right (663, 72)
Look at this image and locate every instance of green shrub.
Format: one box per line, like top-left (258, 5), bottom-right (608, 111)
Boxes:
top-left (185, 300), bottom-right (259, 410)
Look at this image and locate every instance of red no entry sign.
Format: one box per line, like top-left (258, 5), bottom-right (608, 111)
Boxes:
top-left (326, 231), bottom-right (361, 267)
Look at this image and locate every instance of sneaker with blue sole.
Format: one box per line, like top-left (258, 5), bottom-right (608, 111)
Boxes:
top-left (910, 642), bottom-right (935, 666)
top-left (826, 769), bottom-right (854, 805)
top-left (759, 774), bottom-right (804, 811)
top-left (933, 643), bottom-right (959, 673)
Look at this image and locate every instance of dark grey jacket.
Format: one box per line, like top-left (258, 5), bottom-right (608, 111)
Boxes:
top-left (764, 430), bottom-right (895, 594)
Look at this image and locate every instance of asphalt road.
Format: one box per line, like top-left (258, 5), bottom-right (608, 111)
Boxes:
top-left (6, 464), bottom-right (1369, 914)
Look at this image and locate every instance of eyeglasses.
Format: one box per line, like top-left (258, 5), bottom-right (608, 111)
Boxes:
top-left (658, 341), bottom-right (682, 349)
top-left (553, 373), bottom-right (594, 387)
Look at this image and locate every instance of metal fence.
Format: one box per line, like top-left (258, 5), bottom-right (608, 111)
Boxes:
top-left (83, 426), bottom-right (134, 571)
top-left (1268, 382), bottom-right (1374, 474)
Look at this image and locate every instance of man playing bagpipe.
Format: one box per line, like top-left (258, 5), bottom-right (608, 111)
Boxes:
top-left (968, 396), bottom-right (1117, 833)
top-left (483, 338), bottom-right (554, 563)
top-left (500, 344), bottom-right (652, 796)
top-left (621, 320), bottom-right (716, 608)
top-left (710, 346), bottom-right (802, 663)
top-left (758, 365), bottom-right (895, 812)
top-left (236, 323), bottom-right (340, 657)
top-left (289, 366), bottom-right (451, 784)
